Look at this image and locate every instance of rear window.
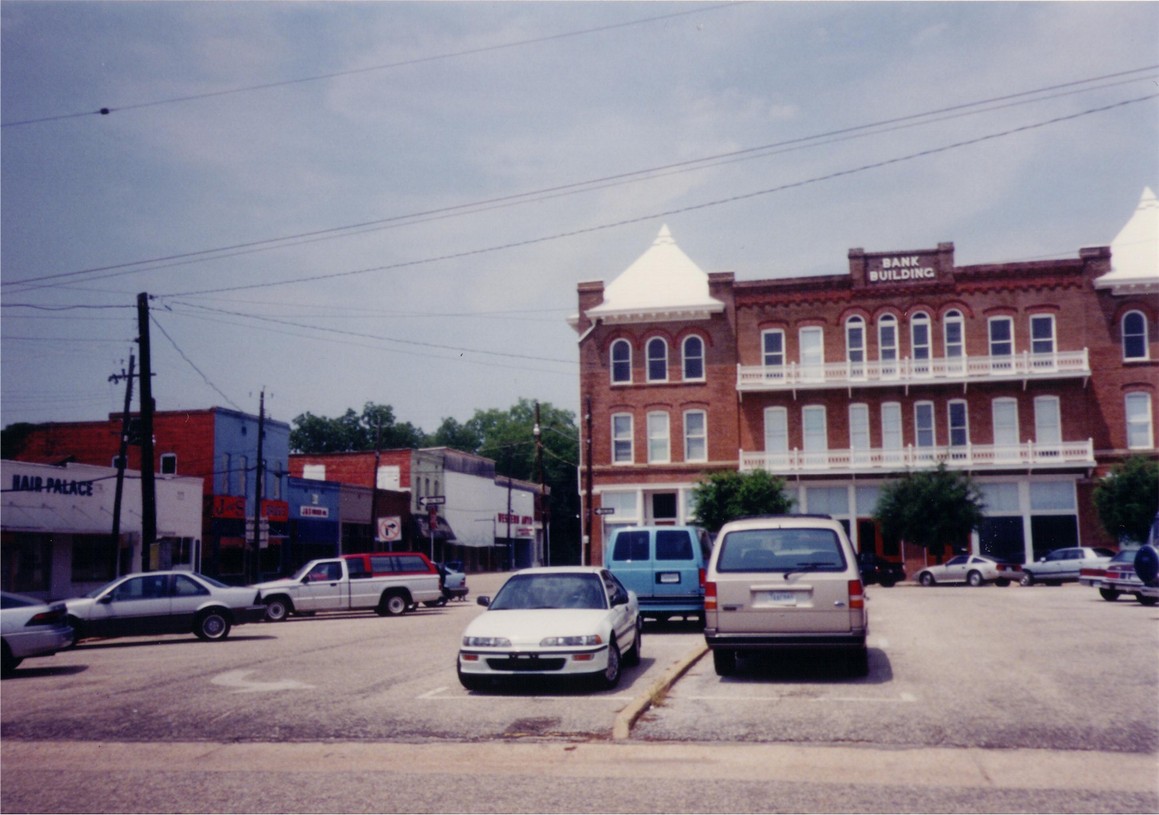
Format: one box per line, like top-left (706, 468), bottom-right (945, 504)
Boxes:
top-left (656, 530), bottom-right (693, 561)
top-left (716, 528), bottom-right (847, 573)
top-left (612, 531), bottom-right (650, 562)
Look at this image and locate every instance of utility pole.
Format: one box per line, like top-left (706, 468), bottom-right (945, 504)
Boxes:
top-left (109, 353), bottom-right (136, 577)
top-left (136, 293), bottom-right (157, 572)
top-left (534, 401), bottom-right (548, 566)
top-left (584, 394), bottom-right (593, 567)
top-left (251, 389), bottom-right (266, 584)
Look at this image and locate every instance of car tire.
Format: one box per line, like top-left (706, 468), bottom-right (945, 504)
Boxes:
top-left (194, 609), bottom-right (232, 641)
top-left (624, 617), bottom-right (643, 667)
top-left (918, 572), bottom-right (935, 587)
top-left (377, 592), bottom-right (409, 617)
top-left (1099, 588), bottom-right (1121, 601)
top-left (880, 578), bottom-right (896, 588)
top-left (1135, 545), bottom-right (1159, 587)
top-left (967, 570), bottom-right (983, 587)
top-left (1, 642), bottom-right (20, 677)
top-left (64, 616), bottom-right (83, 647)
top-left (713, 648), bottom-right (737, 677)
top-left (1021, 573), bottom-right (1035, 586)
top-left (264, 597), bottom-right (291, 622)
top-left (995, 579), bottom-right (1011, 587)
top-left (1135, 593), bottom-right (1158, 607)
top-left (597, 639), bottom-right (622, 690)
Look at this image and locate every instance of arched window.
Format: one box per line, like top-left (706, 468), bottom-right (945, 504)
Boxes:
top-left (911, 312), bottom-right (931, 374)
top-left (879, 315), bottom-right (898, 376)
top-left (845, 316), bottom-right (865, 377)
top-left (646, 337), bottom-right (668, 382)
top-left (944, 309), bottom-right (965, 359)
top-left (610, 339), bottom-right (631, 384)
top-left (1123, 311), bottom-right (1149, 360)
top-left (682, 336), bottom-right (705, 381)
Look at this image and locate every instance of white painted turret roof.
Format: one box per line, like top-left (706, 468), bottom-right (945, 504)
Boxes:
top-left (1096, 187), bottom-right (1159, 293)
top-left (584, 225), bottom-right (724, 323)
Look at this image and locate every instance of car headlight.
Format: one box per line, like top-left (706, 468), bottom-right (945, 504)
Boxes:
top-left (540, 634), bottom-right (603, 647)
top-left (462, 636), bottom-right (511, 648)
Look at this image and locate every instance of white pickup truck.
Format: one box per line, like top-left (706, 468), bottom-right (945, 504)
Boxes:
top-left (253, 557), bottom-right (442, 620)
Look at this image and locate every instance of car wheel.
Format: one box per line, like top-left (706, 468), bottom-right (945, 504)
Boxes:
top-left (880, 578), bottom-right (896, 588)
top-left (1135, 593), bottom-right (1159, 607)
top-left (847, 647), bottom-right (869, 678)
top-left (712, 648), bottom-right (737, 677)
top-left (995, 579), bottom-right (1011, 587)
top-left (64, 616), bottom-right (83, 647)
top-left (1021, 573), bottom-right (1035, 586)
top-left (597, 639), bottom-right (622, 690)
top-left (1099, 588), bottom-right (1121, 602)
top-left (195, 609), bottom-right (232, 641)
top-left (966, 570), bottom-right (983, 587)
top-left (1135, 545), bottom-right (1159, 587)
top-left (624, 617), bottom-right (643, 667)
top-left (919, 572), bottom-right (935, 587)
top-left (1, 642), bottom-right (20, 677)
top-left (264, 597), bottom-right (290, 622)
top-left (377, 592), bottom-right (409, 617)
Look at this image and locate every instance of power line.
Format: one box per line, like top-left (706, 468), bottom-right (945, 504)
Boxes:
top-left (149, 313), bottom-right (243, 411)
top-left (4, 64), bottom-right (1154, 292)
top-left (0, 3), bottom-right (741, 128)
top-left (157, 92), bottom-right (1158, 298)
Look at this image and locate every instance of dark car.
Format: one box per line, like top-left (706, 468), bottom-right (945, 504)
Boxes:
top-left (857, 552), bottom-right (905, 587)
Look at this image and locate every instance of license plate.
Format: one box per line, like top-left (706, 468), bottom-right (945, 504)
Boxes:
top-left (763, 590), bottom-right (796, 604)
top-left (657, 573), bottom-right (680, 584)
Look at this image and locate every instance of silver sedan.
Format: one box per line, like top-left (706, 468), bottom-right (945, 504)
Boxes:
top-left (1, 591), bottom-right (73, 676)
top-left (915, 555), bottom-right (1019, 587)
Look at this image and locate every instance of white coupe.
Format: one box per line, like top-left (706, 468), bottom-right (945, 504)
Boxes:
top-left (457, 567), bottom-right (641, 691)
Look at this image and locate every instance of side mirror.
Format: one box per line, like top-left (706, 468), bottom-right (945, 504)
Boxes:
top-left (476, 596), bottom-right (491, 607)
top-left (301, 575), bottom-right (311, 584)
top-left (98, 594), bottom-right (114, 605)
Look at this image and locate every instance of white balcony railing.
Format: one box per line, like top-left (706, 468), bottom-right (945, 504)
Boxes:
top-left (739, 439), bottom-right (1095, 475)
top-left (737, 350), bottom-right (1090, 392)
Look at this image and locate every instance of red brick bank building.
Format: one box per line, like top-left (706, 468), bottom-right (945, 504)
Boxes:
top-left (572, 190), bottom-right (1158, 575)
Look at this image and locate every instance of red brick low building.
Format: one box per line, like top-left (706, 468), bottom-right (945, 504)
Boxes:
top-left (572, 190), bottom-right (1158, 575)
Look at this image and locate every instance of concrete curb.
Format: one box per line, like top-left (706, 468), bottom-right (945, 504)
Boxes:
top-left (612, 643), bottom-right (709, 740)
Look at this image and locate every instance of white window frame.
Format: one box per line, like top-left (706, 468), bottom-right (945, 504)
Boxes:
top-left (914, 402), bottom-right (935, 448)
top-left (1034, 396), bottom-right (1061, 446)
top-left (764, 407), bottom-right (788, 453)
top-left (881, 402), bottom-right (902, 450)
top-left (683, 409), bottom-right (707, 462)
top-left (845, 316), bottom-right (865, 373)
top-left (879, 314), bottom-right (898, 376)
top-left (160, 452), bottom-right (178, 475)
top-left (989, 316), bottom-right (1014, 358)
top-left (992, 398), bottom-right (1020, 448)
top-left (944, 309), bottom-right (965, 359)
top-left (1123, 311), bottom-right (1149, 361)
top-left (849, 403), bottom-right (870, 451)
top-left (647, 411), bottom-right (670, 463)
top-left (646, 337), bottom-right (668, 383)
top-left (682, 335), bottom-right (705, 382)
top-left (1030, 314), bottom-right (1055, 355)
top-left (802, 405), bottom-right (828, 452)
top-left (948, 400), bottom-right (969, 447)
top-left (799, 326), bottom-right (824, 380)
top-left (610, 339), bottom-right (632, 384)
top-left (762, 329), bottom-right (785, 367)
top-left (611, 414), bottom-right (634, 464)
top-left (1125, 392), bottom-right (1154, 449)
top-left (911, 312), bottom-right (931, 361)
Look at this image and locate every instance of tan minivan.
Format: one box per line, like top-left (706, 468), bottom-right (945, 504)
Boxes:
top-left (703, 515), bottom-right (868, 676)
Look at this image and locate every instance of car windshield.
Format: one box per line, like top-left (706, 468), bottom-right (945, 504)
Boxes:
top-left (489, 573), bottom-right (607, 610)
top-left (716, 528), bottom-right (846, 573)
top-left (1110, 550), bottom-right (1136, 563)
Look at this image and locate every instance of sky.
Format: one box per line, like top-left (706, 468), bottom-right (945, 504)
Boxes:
top-left (2, 1), bottom-right (1157, 436)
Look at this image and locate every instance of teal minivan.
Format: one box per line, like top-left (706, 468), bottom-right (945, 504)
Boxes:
top-left (604, 526), bottom-right (712, 622)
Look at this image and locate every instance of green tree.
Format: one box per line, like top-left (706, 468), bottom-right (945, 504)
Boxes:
top-left (873, 463), bottom-right (985, 556)
top-left (290, 403), bottom-right (427, 453)
top-left (1093, 455), bottom-right (1159, 545)
top-left (691, 469), bottom-right (795, 535)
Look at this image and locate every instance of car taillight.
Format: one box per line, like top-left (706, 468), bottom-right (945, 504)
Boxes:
top-left (27, 605), bottom-right (66, 626)
top-left (698, 568), bottom-right (706, 589)
top-left (704, 581), bottom-right (717, 611)
top-left (848, 579), bottom-right (865, 610)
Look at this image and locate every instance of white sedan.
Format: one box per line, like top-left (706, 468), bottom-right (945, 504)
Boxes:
top-left (1, 592), bottom-right (73, 676)
top-left (915, 555), bottom-right (1020, 587)
top-left (457, 567), bottom-right (641, 691)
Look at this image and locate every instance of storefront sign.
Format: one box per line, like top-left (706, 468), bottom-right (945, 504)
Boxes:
top-left (262, 499), bottom-right (289, 522)
top-left (211, 495), bottom-right (247, 519)
top-left (868, 255), bottom-right (937, 283)
top-left (300, 505), bottom-right (330, 518)
top-left (9, 474), bottom-right (94, 496)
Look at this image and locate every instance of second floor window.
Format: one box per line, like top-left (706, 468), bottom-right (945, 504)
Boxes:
top-left (682, 336), bottom-right (705, 381)
top-left (612, 414), bottom-right (634, 463)
top-left (611, 339), bottom-right (631, 383)
top-left (647, 411), bottom-right (670, 463)
top-left (684, 410), bottom-right (707, 461)
top-left (849, 404), bottom-right (870, 451)
top-left (802, 405), bottom-right (827, 452)
top-left (800, 327), bottom-right (824, 378)
top-left (914, 403), bottom-right (935, 448)
top-left (846, 316), bottom-right (865, 373)
top-left (1126, 392), bottom-right (1153, 449)
top-left (647, 338), bottom-right (668, 382)
top-left (948, 400), bottom-right (969, 447)
top-left (764, 406), bottom-right (788, 453)
top-left (989, 317), bottom-right (1014, 358)
top-left (763, 329), bottom-right (785, 367)
top-left (992, 398), bottom-right (1019, 447)
top-left (944, 309), bottom-right (965, 359)
top-left (1034, 396), bottom-right (1061, 446)
top-left (881, 402), bottom-right (902, 450)
top-left (879, 315), bottom-right (898, 373)
top-left (160, 453), bottom-right (177, 475)
top-left (1123, 311), bottom-right (1148, 360)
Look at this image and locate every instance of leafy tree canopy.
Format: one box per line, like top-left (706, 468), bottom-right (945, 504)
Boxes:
top-left (1092, 455), bottom-right (1159, 546)
top-left (290, 402), bottom-right (426, 453)
top-left (873, 463), bottom-right (985, 553)
top-left (691, 469), bottom-right (795, 535)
